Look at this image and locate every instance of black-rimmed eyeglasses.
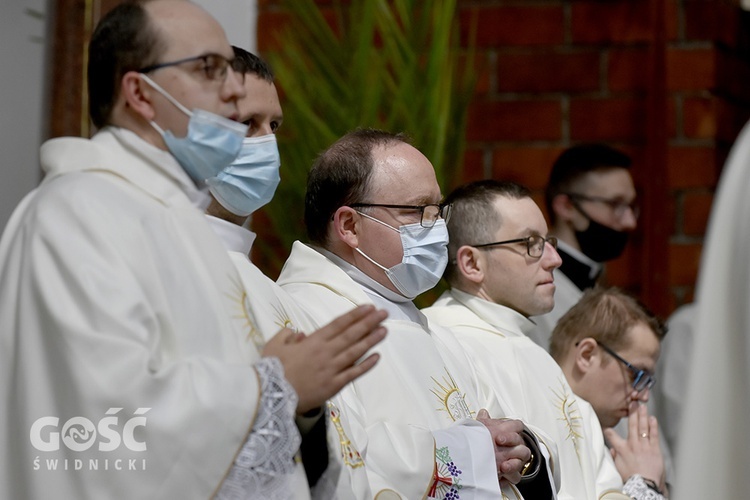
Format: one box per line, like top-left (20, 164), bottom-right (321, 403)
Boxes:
top-left (349, 203), bottom-right (452, 228)
top-left (139, 53), bottom-right (234, 82)
top-left (566, 193), bottom-right (640, 219)
top-left (597, 341), bottom-right (655, 392)
top-left (472, 235), bottom-right (558, 259)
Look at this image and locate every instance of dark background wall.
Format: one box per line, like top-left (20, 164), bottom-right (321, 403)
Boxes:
top-left (45, 0), bottom-right (750, 318)
top-left (256, 0), bottom-right (750, 317)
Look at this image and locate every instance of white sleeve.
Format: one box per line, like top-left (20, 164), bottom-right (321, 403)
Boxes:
top-left (622, 475), bottom-right (666, 500)
top-left (216, 357), bottom-right (301, 499)
top-left (325, 395), bottom-right (504, 499)
top-left (432, 420), bottom-right (505, 499)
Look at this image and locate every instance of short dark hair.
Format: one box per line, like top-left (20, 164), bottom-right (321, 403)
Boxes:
top-left (88, 0), bottom-right (164, 129)
top-left (549, 286), bottom-right (667, 362)
top-left (442, 180), bottom-right (532, 286)
top-left (544, 144), bottom-right (632, 225)
top-left (231, 46), bottom-right (274, 82)
top-left (304, 129), bottom-right (410, 247)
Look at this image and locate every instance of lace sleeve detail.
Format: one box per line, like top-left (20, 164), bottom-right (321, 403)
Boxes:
top-left (215, 357), bottom-right (301, 500)
top-left (622, 474), bottom-right (666, 500)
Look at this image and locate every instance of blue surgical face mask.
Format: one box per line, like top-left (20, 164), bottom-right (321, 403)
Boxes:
top-left (355, 212), bottom-right (449, 299)
top-left (140, 74), bottom-right (248, 183)
top-left (206, 134), bottom-right (281, 216)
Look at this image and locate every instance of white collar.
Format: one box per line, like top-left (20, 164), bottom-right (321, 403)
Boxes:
top-left (449, 288), bottom-right (537, 338)
top-left (317, 247), bottom-right (425, 325)
top-left (205, 215), bottom-right (256, 254)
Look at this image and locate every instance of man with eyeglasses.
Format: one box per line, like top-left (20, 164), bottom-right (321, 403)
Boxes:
top-left (277, 129), bottom-right (560, 499)
top-left (550, 287), bottom-right (668, 498)
top-left (530, 144), bottom-right (638, 351)
top-left (0, 2), bottom-right (387, 499)
top-left (423, 180), bottom-right (664, 499)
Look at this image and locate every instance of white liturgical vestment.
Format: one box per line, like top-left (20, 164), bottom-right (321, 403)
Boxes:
top-left (277, 241), bottom-right (559, 499)
top-left (672, 119), bottom-right (750, 499)
top-left (423, 289), bottom-right (629, 500)
top-left (0, 127), bottom-right (306, 499)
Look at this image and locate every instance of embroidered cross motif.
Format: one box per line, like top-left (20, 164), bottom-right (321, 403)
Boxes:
top-left (429, 446), bottom-right (463, 499)
top-left (328, 402), bottom-right (364, 469)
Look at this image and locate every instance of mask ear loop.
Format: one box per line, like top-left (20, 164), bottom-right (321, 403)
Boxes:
top-left (139, 73), bottom-right (193, 116)
top-left (355, 210), bottom-right (401, 233)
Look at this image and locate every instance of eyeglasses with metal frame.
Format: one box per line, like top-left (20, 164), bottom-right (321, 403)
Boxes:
top-left (138, 53), bottom-right (234, 82)
top-left (565, 193), bottom-right (640, 219)
top-left (471, 234), bottom-right (558, 259)
top-left (597, 341), bottom-right (656, 392)
top-left (348, 203), bottom-right (452, 228)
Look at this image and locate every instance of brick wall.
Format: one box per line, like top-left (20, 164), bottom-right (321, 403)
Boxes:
top-left (257, 0), bottom-right (750, 316)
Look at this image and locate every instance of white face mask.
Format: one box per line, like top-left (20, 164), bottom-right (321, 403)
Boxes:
top-left (140, 74), bottom-right (248, 183)
top-left (355, 212), bottom-right (449, 299)
top-left (206, 134), bottom-right (281, 216)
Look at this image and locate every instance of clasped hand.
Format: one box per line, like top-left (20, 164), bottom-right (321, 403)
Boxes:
top-left (262, 305), bottom-right (388, 414)
top-left (477, 409), bottom-right (532, 484)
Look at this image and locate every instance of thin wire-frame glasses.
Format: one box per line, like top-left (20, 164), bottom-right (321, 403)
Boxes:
top-left (566, 193), bottom-right (640, 219)
top-left (349, 203), bottom-right (452, 228)
top-left (138, 53), bottom-right (234, 82)
top-left (597, 341), bottom-right (655, 392)
top-left (472, 235), bottom-right (558, 259)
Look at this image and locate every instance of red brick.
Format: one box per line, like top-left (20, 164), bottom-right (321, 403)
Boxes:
top-left (466, 100), bottom-right (562, 142)
top-left (608, 47), bottom-right (650, 92)
top-left (497, 50), bottom-right (600, 93)
top-left (570, 98), bottom-right (647, 141)
top-left (716, 97), bottom-right (750, 145)
top-left (667, 47), bottom-right (716, 91)
top-left (666, 195), bottom-right (678, 236)
top-left (682, 191), bottom-right (714, 236)
top-left (572, 1), bottom-right (674, 44)
top-left (456, 149), bottom-right (486, 188)
top-left (463, 52), bottom-right (492, 96)
top-left (668, 243), bottom-right (703, 286)
top-left (491, 146), bottom-right (564, 190)
top-left (684, 1), bottom-right (739, 47)
top-left (667, 146), bottom-right (720, 189)
top-left (605, 245), bottom-right (642, 290)
top-left (682, 97), bottom-right (717, 139)
top-left (459, 6), bottom-right (564, 47)
top-left (716, 50), bottom-right (750, 102)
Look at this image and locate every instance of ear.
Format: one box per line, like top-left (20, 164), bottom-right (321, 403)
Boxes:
top-left (552, 193), bottom-right (577, 222)
top-left (119, 71), bottom-right (157, 121)
top-left (574, 337), bottom-right (599, 374)
top-left (455, 245), bottom-right (484, 285)
top-left (332, 206), bottom-right (360, 249)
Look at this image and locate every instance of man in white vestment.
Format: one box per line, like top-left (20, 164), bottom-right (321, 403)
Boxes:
top-left (530, 144), bottom-right (638, 350)
top-left (423, 179), bottom-right (667, 500)
top-left (551, 288), bottom-right (668, 498)
top-left (277, 129), bottom-right (560, 499)
top-left (651, 302), bottom-right (695, 458)
top-left (0, 2), bottom-right (386, 499)
top-left (672, 119), bottom-right (750, 499)
top-left (201, 46), bottom-right (341, 494)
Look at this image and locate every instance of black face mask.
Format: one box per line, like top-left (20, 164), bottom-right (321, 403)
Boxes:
top-left (573, 208), bottom-right (630, 262)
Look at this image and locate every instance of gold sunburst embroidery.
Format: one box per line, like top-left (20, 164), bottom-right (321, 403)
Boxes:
top-left (226, 276), bottom-right (264, 351)
top-left (271, 302), bottom-right (296, 332)
top-left (430, 369), bottom-right (473, 421)
top-left (551, 377), bottom-right (584, 466)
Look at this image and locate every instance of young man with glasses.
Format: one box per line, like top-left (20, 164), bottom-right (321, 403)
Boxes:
top-left (0, 2), bottom-right (386, 498)
top-left (550, 286), bottom-right (668, 497)
top-left (423, 180), bottom-right (664, 499)
top-left (277, 129), bottom-right (559, 499)
top-left (530, 144), bottom-right (638, 350)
